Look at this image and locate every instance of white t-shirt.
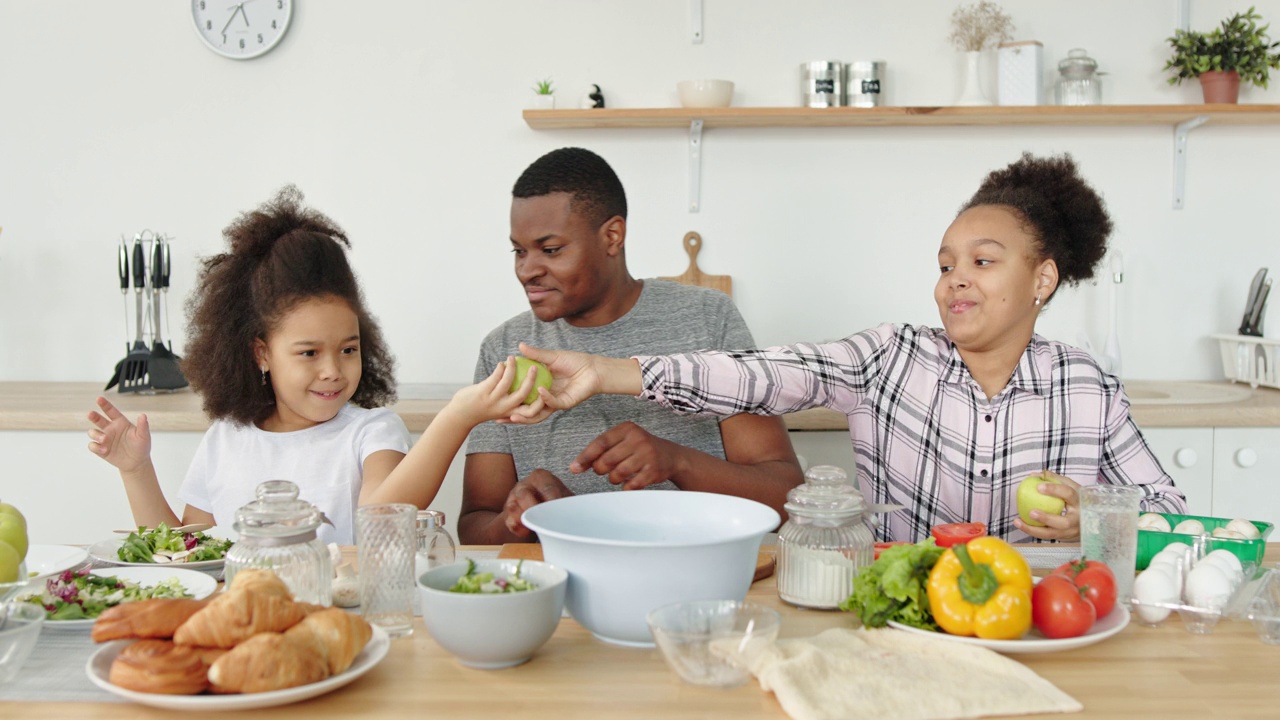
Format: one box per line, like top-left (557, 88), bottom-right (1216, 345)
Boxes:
top-left (178, 405), bottom-right (411, 545)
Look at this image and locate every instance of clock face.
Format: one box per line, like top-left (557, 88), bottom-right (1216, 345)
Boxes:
top-left (191, 0), bottom-right (293, 60)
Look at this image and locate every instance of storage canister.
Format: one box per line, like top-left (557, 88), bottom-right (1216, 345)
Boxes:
top-left (801, 60), bottom-right (844, 107)
top-left (224, 479), bottom-right (333, 605)
top-left (1054, 48), bottom-right (1103, 106)
top-left (997, 40), bottom-right (1043, 106)
top-left (776, 465), bottom-right (875, 609)
top-left (844, 61), bottom-right (885, 107)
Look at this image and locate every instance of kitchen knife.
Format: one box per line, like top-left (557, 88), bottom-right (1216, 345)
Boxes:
top-left (1239, 268), bottom-right (1268, 335)
top-left (1246, 278), bottom-right (1272, 337)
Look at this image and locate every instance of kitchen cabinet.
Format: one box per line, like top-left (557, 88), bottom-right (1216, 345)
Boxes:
top-left (1212, 427), bottom-right (1280, 530)
top-left (1141, 427), bottom-right (1214, 515)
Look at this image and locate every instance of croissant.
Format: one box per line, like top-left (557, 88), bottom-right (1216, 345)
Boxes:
top-left (207, 632), bottom-right (330, 694)
top-left (226, 568), bottom-right (293, 597)
top-left (108, 639), bottom-right (210, 695)
top-left (173, 589), bottom-right (307, 648)
top-left (92, 598), bottom-right (210, 643)
top-left (284, 608), bottom-right (373, 675)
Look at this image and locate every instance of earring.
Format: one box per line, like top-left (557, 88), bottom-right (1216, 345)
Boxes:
top-left (260, 367), bottom-right (268, 386)
top-left (1034, 293), bottom-right (1042, 306)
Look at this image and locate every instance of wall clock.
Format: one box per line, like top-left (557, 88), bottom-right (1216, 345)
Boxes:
top-left (191, 0), bottom-right (293, 60)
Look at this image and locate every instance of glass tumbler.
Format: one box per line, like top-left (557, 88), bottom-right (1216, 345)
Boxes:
top-left (1079, 485), bottom-right (1142, 604)
top-left (357, 503), bottom-right (417, 638)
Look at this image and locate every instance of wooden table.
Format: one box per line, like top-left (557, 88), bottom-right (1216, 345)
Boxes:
top-left (6, 546), bottom-right (1278, 719)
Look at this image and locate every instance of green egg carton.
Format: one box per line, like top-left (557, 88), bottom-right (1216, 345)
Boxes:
top-left (1135, 512), bottom-right (1273, 571)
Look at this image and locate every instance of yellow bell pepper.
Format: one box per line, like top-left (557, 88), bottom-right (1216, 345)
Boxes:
top-left (926, 536), bottom-right (1033, 640)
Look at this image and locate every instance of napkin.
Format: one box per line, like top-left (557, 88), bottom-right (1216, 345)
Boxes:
top-left (717, 627), bottom-right (1082, 720)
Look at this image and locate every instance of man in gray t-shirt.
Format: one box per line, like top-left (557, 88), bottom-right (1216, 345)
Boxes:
top-left (459, 147), bottom-right (803, 544)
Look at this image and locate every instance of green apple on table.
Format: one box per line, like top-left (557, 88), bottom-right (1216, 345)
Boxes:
top-left (0, 500), bottom-right (27, 583)
top-left (509, 356), bottom-right (552, 405)
top-left (1016, 474), bottom-right (1066, 528)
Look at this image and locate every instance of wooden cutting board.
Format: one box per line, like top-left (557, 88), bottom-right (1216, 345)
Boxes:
top-left (498, 543), bottom-right (776, 583)
top-left (659, 231), bottom-right (733, 297)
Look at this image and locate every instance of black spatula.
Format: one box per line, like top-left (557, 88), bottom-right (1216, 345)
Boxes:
top-left (148, 236), bottom-right (188, 391)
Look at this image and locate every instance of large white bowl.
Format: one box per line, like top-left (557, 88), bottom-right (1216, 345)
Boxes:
top-left (677, 79), bottom-right (734, 108)
top-left (521, 491), bottom-right (779, 647)
top-left (417, 559), bottom-right (567, 669)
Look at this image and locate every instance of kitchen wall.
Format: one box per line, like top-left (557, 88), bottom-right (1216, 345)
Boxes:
top-left (2, 1), bottom-right (1278, 540)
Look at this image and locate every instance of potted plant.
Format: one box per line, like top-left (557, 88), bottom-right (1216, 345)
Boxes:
top-left (531, 78), bottom-right (556, 109)
top-left (1164, 6), bottom-right (1280, 103)
top-left (948, 1), bottom-right (1015, 106)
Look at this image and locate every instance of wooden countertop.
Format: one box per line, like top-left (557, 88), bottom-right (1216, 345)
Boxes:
top-left (3, 381), bottom-right (1280, 433)
top-left (7, 544), bottom-right (1279, 719)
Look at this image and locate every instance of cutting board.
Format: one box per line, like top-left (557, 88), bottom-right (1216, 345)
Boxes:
top-left (659, 231), bottom-right (733, 297)
top-left (498, 543), bottom-right (776, 583)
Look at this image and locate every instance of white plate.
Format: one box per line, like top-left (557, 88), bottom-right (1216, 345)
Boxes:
top-left (22, 566), bottom-right (218, 631)
top-left (88, 537), bottom-right (227, 571)
top-left (23, 544), bottom-right (90, 581)
top-left (888, 603), bottom-right (1130, 654)
top-left (85, 624), bottom-right (390, 710)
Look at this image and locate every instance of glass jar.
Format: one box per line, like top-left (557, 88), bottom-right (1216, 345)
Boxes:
top-left (412, 509), bottom-right (456, 616)
top-left (776, 465), bottom-right (875, 609)
top-left (224, 480), bottom-right (332, 605)
top-left (1054, 48), bottom-right (1103, 106)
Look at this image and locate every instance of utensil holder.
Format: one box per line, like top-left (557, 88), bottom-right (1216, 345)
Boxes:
top-left (1213, 334), bottom-right (1280, 390)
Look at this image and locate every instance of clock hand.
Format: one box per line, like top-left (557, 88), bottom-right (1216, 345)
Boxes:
top-left (220, 6), bottom-right (239, 39)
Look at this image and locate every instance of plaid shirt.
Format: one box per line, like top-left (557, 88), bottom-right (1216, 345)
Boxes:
top-left (638, 323), bottom-right (1187, 543)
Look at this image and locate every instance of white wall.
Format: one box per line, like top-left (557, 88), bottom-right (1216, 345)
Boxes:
top-left (2, 1), bottom-right (1278, 538)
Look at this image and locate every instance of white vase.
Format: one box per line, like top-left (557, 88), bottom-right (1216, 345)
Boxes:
top-left (531, 94), bottom-right (556, 110)
top-left (954, 50), bottom-right (992, 106)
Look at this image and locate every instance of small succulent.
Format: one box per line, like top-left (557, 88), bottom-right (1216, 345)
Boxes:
top-left (533, 78), bottom-right (555, 95)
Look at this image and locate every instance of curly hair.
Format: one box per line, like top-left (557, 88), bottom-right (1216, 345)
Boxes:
top-left (512, 147), bottom-right (627, 228)
top-left (959, 152), bottom-right (1112, 300)
top-left (181, 186), bottom-right (396, 426)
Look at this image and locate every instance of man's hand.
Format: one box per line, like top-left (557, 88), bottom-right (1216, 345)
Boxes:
top-left (570, 421), bottom-right (686, 491)
top-left (502, 470), bottom-right (575, 537)
top-left (1013, 470), bottom-right (1082, 542)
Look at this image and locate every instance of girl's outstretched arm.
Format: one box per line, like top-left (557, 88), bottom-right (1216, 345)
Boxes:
top-left (360, 357), bottom-right (544, 508)
top-left (87, 396), bottom-right (195, 528)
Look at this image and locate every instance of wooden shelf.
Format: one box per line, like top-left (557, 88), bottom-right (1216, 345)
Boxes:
top-left (524, 104), bottom-right (1280, 130)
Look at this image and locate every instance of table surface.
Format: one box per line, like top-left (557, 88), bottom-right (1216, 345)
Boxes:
top-left (3, 545), bottom-right (1277, 719)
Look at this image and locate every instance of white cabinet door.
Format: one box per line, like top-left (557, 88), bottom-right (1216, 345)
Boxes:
top-left (1212, 427), bottom-right (1280, 530)
top-left (1140, 427), bottom-right (1214, 516)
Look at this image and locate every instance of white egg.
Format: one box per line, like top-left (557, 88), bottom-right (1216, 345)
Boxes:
top-left (1225, 518), bottom-right (1262, 540)
top-left (1133, 568), bottom-right (1178, 623)
top-left (1137, 513), bottom-right (1172, 532)
top-left (1184, 563), bottom-right (1233, 611)
top-left (1200, 549), bottom-right (1245, 584)
top-left (1173, 519), bottom-right (1206, 535)
top-left (1153, 544), bottom-right (1192, 567)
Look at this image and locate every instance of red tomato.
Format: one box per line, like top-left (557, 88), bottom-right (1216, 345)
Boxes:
top-left (1032, 575), bottom-right (1097, 639)
top-left (1051, 559), bottom-right (1118, 618)
top-left (873, 541), bottom-right (909, 559)
top-left (929, 522), bottom-right (987, 548)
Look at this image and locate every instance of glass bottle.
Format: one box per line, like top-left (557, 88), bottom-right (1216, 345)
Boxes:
top-left (776, 465), bottom-right (875, 609)
top-left (1054, 48), bottom-right (1103, 106)
top-left (412, 509), bottom-right (456, 615)
top-left (224, 480), bottom-right (332, 605)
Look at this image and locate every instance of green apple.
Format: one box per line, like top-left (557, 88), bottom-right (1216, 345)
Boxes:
top-left (0, 539), bottom-right (19, 583)
top-left (510, 356), bottom-right (552, 405)
top-left (0, 501), bottom-right (27, 561)
top-left (1016, 474), bottom-right (1066, 528)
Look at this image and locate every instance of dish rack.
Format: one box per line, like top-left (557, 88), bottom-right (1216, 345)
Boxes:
top-left (1212, 334), bottom-right (1280, 390)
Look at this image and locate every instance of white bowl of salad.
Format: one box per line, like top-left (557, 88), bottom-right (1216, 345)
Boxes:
top-left (417, 559), bottom-right (567, 669)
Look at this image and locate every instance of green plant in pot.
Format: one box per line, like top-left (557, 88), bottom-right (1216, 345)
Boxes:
top-left (1164, 6), bottom-right (1280, 103)
top-left (531, 77), bottom-right (556, 109)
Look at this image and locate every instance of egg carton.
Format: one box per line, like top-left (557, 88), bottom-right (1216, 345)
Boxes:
top-left (1128, 534), bottom-right (1269, 637)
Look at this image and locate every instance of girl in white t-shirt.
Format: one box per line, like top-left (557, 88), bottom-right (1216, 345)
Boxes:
top-left (85, 187), bottom-right (544, 543)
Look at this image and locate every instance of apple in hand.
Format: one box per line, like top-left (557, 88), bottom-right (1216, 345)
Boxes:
top-left (0, 501), bottom-right (27, 562)
top-left (510, 356), bottom-right (552, 405)
top-left (1016, 474), bottom-right (1066, 528)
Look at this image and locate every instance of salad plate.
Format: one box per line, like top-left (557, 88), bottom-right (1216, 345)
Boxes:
top-left (887, 603), bottom-right (1130, 654)
top-left (88, 535), bottom-right (227, 571)
top-left (85, 624), bottom-right (390, 710)
top-left (22, 544), bottom-right (90, 581)
top-left (21, 566), bottom-right (218, 631)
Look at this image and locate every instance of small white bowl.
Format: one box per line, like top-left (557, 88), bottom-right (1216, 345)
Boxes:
top-left (0, 602), bottom-right (45, 684)
top-left (417, 559), bottom-right (567, 669)
top-left (647, 600), bottom-right (780, 687)
top-left (677, 79), bottom-right (734, 108)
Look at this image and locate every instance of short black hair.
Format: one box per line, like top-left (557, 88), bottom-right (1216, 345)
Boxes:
top-left (960, 152), bottom-right (1112, 292)
top-left (512, 147), bottom-right (627, 227)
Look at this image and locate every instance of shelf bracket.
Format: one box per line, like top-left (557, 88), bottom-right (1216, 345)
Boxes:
top-left (690, 0), bottom-right (703, 43)
top-left (688, 119), bottom-right (704, 212)
top-left (1172, 115), bottom-right (1209, 210)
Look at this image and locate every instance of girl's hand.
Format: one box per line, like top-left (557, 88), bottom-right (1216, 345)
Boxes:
top-left (1013, 470), bottom-right (1082, 542)
top-left (512, 342), bottom-right (615, 413)
top-left (86, 396), bottom-right (152, 473)
top-left (451, 357), bottom-right (548, 427)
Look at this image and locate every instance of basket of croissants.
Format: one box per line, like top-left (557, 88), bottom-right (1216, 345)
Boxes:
top-left (91, 568), bottom-right (374, 695)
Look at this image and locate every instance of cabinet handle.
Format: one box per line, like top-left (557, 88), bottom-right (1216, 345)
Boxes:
top-left (1235, 448), bottom-right (1258, 469)
top-left (1174, 448), bottom-right (1198, 468)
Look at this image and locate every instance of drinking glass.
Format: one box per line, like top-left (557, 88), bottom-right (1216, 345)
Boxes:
top-left (357, 503), bottom-right (417, 638)
top-left (1079, 485), bottom-right (1142, 604)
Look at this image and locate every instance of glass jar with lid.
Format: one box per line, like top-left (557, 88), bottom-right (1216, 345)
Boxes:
top-left (224, 480), bottom-right (332, 605)
top-left (776, 465), bottom-right (875, 609)
top-left (1054, 48), bottom-right (1103, 106)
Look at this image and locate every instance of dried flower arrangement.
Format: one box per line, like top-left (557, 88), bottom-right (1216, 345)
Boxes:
top-left (948, 1), bottom-right (1015, 52)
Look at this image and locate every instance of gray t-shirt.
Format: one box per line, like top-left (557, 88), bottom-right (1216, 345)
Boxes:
top-left (466, 279), bottom-right (756, 495)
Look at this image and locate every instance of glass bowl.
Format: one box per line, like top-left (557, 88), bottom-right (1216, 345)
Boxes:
top-left (646, 600), bottom-right (780, 688)
top-left (0, 602), bottom-right (45, 684)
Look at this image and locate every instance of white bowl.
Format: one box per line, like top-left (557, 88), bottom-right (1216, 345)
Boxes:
top-left (521, 491), bottom-right (779, 647)
top-left (648, 600), bottom-right (780, 687)
top-left (417, 559), bottom-right (567, 669)
top-left (677, 79), bottom-right (734, 108)
top-left (0, 602), bottom-right (45, 684)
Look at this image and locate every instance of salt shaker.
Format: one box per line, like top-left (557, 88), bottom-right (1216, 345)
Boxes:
top-left (776, 465), bottom-right (874, 609)
top-left (224, 480), bottom-right (333, 605)
top-left (412, 509), bottom-right (456, 616)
